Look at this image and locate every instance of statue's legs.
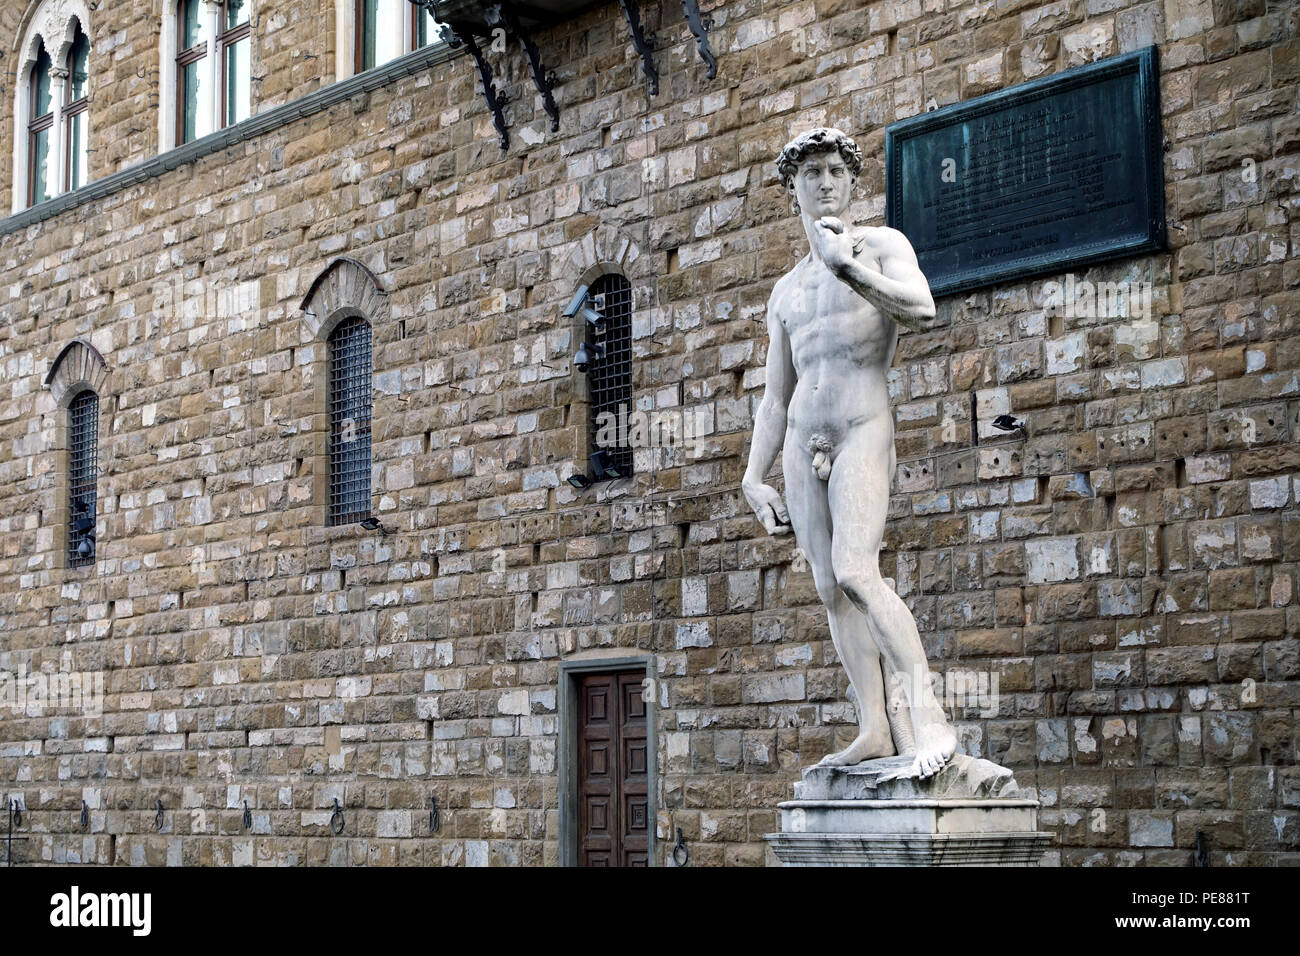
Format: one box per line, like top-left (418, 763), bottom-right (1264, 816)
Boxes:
top-left (783, 433), bottom-right (895, 765)
top-left (826, 415), bottom-right (957, 778)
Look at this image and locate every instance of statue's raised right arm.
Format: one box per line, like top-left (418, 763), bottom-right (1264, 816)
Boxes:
top-left (808, 217), bottom-right (938, 334)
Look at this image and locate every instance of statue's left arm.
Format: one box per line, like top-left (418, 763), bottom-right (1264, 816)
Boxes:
top-left (813, 220), bottom-right (938, 333)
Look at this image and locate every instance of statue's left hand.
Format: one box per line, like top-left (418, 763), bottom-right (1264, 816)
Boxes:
top-left (811, 217), bottom-right (857, 272)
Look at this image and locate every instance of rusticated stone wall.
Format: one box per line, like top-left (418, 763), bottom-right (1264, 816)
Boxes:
top-left (0, 0), bottom-right (1297, 866)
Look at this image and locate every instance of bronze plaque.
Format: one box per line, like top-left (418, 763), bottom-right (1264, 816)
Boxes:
top-left (885, 46), bottom-right (1165, 298)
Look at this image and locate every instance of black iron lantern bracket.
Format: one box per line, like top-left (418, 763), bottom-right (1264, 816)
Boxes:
top-left (450, 24), bottom-right (511, 150)
top-left (486, 3), bottom-right (560, 132)
top-left (408, 0), bottom-right (720, 134)
top-left (617, 0), bottom-right (659, 95)
top-left (681, 0), bottom-right (717, 79)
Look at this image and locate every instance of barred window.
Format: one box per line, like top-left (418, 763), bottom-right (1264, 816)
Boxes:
top-left (67, 389), bottom-right (99, 567)
top-left (588, 274), bottom-right (634, 478)
top-left (328, 316), bottom-right (372, 525)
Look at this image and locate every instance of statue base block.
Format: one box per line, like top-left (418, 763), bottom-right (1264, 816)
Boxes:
top-left (766, 754), bottom-right (1053, 866)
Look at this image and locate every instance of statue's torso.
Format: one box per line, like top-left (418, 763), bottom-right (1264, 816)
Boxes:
top-left (773, 230), bottom-right (898, 446)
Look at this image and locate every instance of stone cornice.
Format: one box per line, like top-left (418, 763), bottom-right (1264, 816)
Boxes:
top-left (0, 42), bottom-right (462, 238)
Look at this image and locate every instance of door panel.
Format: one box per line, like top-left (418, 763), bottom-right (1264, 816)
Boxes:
top-left (578, 675), bottom-right (616, 866)
top-left (577, 670), bottom-right (650, 867)
top-left (618, 673), bottom-right (649, 867)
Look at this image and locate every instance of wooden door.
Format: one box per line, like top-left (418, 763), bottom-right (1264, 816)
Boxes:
top-left (577, 670), bottom-right (649, 866)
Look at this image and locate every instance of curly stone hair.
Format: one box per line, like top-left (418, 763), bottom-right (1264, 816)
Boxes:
top-left (776, 127), bottom-right (864, 215)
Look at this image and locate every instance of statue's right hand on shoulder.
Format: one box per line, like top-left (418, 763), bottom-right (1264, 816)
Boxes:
top-left (743, 481), bottom-right (792, 536)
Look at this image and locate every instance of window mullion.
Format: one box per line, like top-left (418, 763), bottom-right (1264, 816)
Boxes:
top-left (48, 68), bottom-right (68, 199)
top-left (202, 0), bottom-right (222, 137)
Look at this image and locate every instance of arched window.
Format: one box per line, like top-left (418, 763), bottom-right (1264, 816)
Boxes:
top-left (67, 389), bottom-right (99, 567)
top-left (354, 0), bottom-right (441, 74)
top-left (28, 43), bottom-right (54, 206)
top-left (175, 0), bottom-right (249, 145)
top-left (587, 273), bottom-right (634, 479)
top-left (328, 316), bottom-right (373, 525)
top-left (12, 1), bottom-right (94, 211)
top-left (64, 24), bottom-right (90, 192)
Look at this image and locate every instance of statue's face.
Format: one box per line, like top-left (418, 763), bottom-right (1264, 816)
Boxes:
top-left (791, 150), bottom-right (854, 218)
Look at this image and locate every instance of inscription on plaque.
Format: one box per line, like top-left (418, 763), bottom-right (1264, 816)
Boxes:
top-left (885, 46), bottom-right (1164, 298)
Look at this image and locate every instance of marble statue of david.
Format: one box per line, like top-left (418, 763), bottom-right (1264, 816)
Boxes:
top-left (743, 128), bottom-right (958, 778)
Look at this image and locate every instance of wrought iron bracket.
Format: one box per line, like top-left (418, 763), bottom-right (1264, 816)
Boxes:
top-left (617, 0), bottom-right (658, 95)
top-left (446, 23), bottom-right (510, 150)
top-left (5, 802), bottom-right (27, 868)
top-left (487, 3), bottom-right (559, 132)
top-left (672, 825), bottom-right (689, 866)
top-left (681, 0), bottom-right (717, 80)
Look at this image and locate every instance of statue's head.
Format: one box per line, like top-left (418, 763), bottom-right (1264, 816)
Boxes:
top-left (776, 127), bottom-right (863, 218)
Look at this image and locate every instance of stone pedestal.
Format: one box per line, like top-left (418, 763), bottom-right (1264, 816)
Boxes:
top-left (766, 754), bottom-right (1053, 866)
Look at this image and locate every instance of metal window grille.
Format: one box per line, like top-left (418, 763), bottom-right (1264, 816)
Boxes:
top-left (67, 390), bottom-right (98, 568)
top-left (328, 316), bottom-right (373, 525)
top-left (588, 274), bottom-right (634, 477)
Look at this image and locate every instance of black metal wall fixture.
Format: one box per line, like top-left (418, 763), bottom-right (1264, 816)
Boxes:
top-left (617, 0), bottom-right (660, 95)
top-left (616, 0), bottom-right (718, 91)
top-left (408, 0), bottom-right (561, 150)
top-left (485, 3), bottom-right (560, 132)
top-left (407, 0), bottom-right (722, 140)
top-left (5, 802), bottom-right (26, 868)
top-left (681, 0), bottom-right (717, 80)
top-left (450, 25), bottom-right (512, 150)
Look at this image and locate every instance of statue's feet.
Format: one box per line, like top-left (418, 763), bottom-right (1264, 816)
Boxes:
top-left (911, 720), bottom-right (957, 779)
top-left (815, 729), bottom-right (894, 767)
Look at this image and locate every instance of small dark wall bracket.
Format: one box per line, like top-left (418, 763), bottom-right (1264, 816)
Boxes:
top-left (681, 0), bottom-right (717, 79)
top-left (1194, 829), bottom-right (1211, 867)
top-left (617, 0), bottom-right (659, 95)
top-left (487, 3), bottom-right (559, 132)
